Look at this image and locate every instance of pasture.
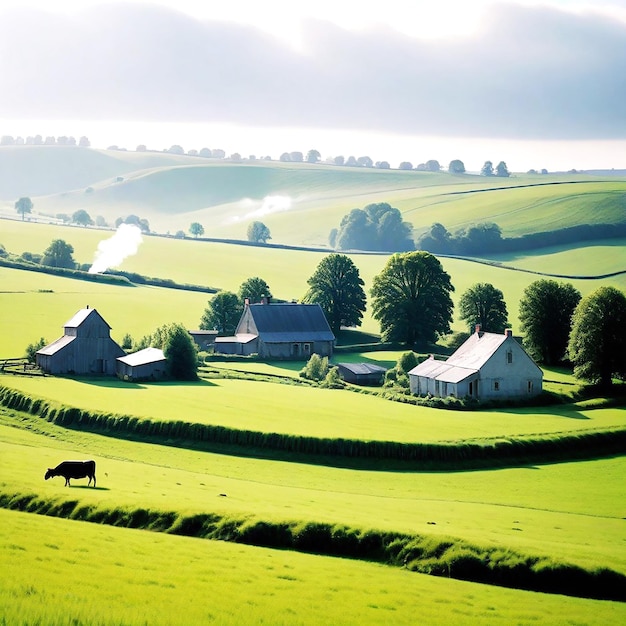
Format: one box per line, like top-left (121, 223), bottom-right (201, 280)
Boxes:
top-left (3, 510), bottom-right (625, 626)
top-left (2, 375), bottom-right (625, 443)
top-left (0, 220), bottom-right (624, 353)
top-left (1, 413), bottom-right (625, 578)
top-left (2, 147), bottom-right (625, 243)
top-left (1, 150), bottom-right (625, 623)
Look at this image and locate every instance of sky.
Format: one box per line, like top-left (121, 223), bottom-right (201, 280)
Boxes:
top-left (1, 0), bottom-right (625, 171)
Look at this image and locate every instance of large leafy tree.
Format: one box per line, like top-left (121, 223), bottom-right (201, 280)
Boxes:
top-left (247, 221), bottom-right (271, 244)
top-left (302, 254), bottom-right (366, 334)
top-left (200, 291), bottom-right (242, 335)
top-left (189, 222), bottom-right (204, 238)
top-left (149, 323), bottom-right (198, 380)
top-left (371, 251), bottom-right (454, 346)
top-left (448, 159), bottom-right (466, 174)
top-left (519, 279), bottom-right (581, 365)
top-left (458, 283), bottom-right (509, 333)
top-left (15, 197), bottom-right (33, 220)
top-left (72, 209), bottom-right (93, 227)
top-left (238, 277), bottom-right (271, 304)
top-left (568, 287), bottom-right (626, 388)
top-left (42, 239), bottom-right (76, 269)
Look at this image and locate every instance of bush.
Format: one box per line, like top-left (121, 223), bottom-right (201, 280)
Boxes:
top-left (299, 353), bottom-right (329, 381)
top-left (397, 351), bottom-right (418, 373)
top-left (24, 337), bottom-right (46, 363)
top-left (321, 366), bottom-right (345, 389)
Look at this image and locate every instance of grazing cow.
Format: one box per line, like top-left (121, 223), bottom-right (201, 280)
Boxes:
top-left (45, 460), bottom-right (97, 487)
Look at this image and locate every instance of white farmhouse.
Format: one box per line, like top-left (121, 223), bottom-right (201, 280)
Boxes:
top-left (408, 327), bottom-right (543, 401)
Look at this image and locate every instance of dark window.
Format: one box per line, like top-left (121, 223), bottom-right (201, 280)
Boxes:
top-left (528, 380), bottom-right (533, 393)
top-left (507, 351), bottom-right (513, 364)
top-left (292, 343), bottom-right (300, 356)
top-left (494, 381), bottom-right (500, 391)
top-left (303, 343), bottom-right (311, 354)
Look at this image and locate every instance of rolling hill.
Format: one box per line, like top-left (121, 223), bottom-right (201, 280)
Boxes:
top-left (2, 146), bottom-right (625, 247)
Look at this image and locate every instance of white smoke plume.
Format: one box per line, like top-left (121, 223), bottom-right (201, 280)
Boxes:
top-left (88, 223), bottom-right (143, 274)
top-left (228, 195), bottom-right (292, 223)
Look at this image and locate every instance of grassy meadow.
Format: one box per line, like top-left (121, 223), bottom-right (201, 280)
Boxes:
top-left (0, 219), bottom-right (624, 351)
top-left (4, 509), bottom-right (625, 626)
top-left (1, 149), bottom-right (625, 623)
top-left (2, 374), bottom-right (625, 443)
top-left (1, 415), bottom-right (625, 578)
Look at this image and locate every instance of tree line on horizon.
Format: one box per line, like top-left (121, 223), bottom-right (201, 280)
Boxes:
top-left (2, 133), bottom-right (533, 175)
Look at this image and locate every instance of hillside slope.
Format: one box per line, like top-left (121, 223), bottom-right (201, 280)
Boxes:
top-left (1, 147), bottom-right (625, 247)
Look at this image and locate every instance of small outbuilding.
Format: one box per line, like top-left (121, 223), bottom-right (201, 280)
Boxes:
top-left (36, 306), bottom-right (125, 376)
top-left (215, 299), bottom-right (335, 359)
top-left (337, 362), bottom-right (387, 386)
top-left (188, 330), bottom-right (218, 352)
top-left (408, 327), bottom-right (543, 401)
top-left (116, 347), bottom-right (167, 382)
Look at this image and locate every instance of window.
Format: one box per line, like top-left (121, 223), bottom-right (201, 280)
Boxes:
top-left (292, 343), bottom-right (300, 356)
top-left (494, 381), bottom-right (500, 391)
top-left (303, 343), bottom-right (311, 354)
top-left (528, 380), bottom-right (533, 393)
top-left (506, 350), bottom-right (513, 364)
top-left (468, 381), bottom-right (473, 396)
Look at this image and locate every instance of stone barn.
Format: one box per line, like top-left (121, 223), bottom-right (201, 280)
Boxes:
top-left (36, 306), bottom-right (125, 375)
top-left (116, 347), bottom-right (167, 382)
top-left (214, 299), bottom-right (335, 359)
top-left (337, 362), bottom-right (387, 386)
top-left (408, 327), bottom-right (543, 400)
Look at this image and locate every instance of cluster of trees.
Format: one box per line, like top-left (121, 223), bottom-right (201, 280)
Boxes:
top-left (481, 161), bottom-right (510, 177)
top-left (200, 277), bottom-right (272, 334)
top-left (329, 203), bottom-right (414, 252)
top-left (1, 135), bottom-right (90, 147)
top-left (116, 214), bottom-right (150, 233)
top-left (418, 222), bottom-right (503, 255)
top-left (299, 253), bottom-right (625, 388)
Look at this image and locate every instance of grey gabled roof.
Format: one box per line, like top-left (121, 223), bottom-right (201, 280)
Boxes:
top-left (64, 307), bottom-right (110, 329)
top-left (338, 362), bottom-right (387, 375)
top-left (248, 303), bottom-right (335, 342)
top-left (36, 334), bottom-right (76, 356)
top-left (409, 357), bottom-right (477, 384)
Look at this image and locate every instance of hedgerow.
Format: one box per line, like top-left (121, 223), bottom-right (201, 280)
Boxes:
top-left (1, 385), bottom-right (625, 469)
top-left (0, 490), bottom-right (623, 602)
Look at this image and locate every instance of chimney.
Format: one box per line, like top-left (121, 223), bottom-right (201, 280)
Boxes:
top-left (475, 323), bottom-right (481, 334)
top-left (505, 329), bottom-right (513, 337)
top-left (261, 295), bottom-right (271, 305)
top-left (244, 297), bottom-right (250, 306)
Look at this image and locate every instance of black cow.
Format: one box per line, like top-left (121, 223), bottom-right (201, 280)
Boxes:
top-left (45, 460), bottom-right (97, 487)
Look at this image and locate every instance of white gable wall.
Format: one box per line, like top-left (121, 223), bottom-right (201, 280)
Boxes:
top-left (478, 337), bottom-right (542, 399)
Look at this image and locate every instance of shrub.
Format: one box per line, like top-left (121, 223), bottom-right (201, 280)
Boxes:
top-left (397, 351), bottom-right (418, 373)
top-left (299, 353), bottom-right (329, 381)
top-left (321, 366), bottom-right (345, 389)
top-left (24, 337), bottom-right (46, 363)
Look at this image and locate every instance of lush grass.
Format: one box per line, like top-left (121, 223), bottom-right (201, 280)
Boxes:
top-left (3, 510), bottom-right (625, 626)
top-left (1, 415), bottom-right (625, 576)
top-left (2, 375), bottom-right (625, 444)
top-left (0, 222), bottom-right (623, 348)
top-left (3, 147), bottom-right (623, 244)
top-left (0, 266), bottom-right (209, 356)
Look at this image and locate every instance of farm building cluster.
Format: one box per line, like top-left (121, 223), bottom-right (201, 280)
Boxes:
top-left (35, 305), bottom-right (542, 399)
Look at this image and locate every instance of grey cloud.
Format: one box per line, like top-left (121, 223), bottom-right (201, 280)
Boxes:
top-left (0, 2), bottom-right (624, 139)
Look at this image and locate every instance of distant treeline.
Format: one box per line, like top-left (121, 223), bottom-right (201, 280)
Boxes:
top-left (418, 222), bottom-right (626, 256)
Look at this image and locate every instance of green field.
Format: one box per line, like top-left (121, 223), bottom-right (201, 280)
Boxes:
top-left (0, 220), bottom-right (624, 353)
top-left (1, 147), bottom-right (625, 244)
top-left (2, 375), bottom-right (625, 443)
top-left (1, 147), bottom-right (625, 624)
top-left (1, 414), bottom-right (625, 579)
top-left (4, 509), bottom-right (624, 626)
